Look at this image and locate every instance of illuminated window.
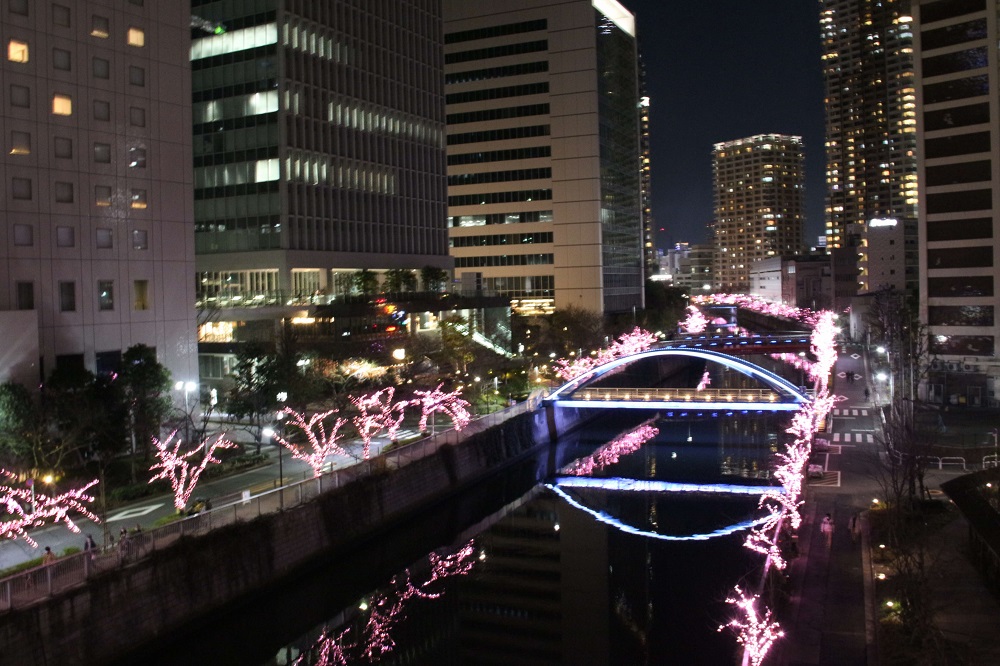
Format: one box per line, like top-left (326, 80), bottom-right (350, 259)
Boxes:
top-left (95, 185), bottom-right (112, 207)
top-left (52, 93), bottom-right (72, 116)
top-left (130, 189), bottom-right (147, 208)
top-left (129, 146), bottom-right (146, 168)
top-left (10, 131), bottom-right (30, 155)
top-left (7, 39), bottom-right (28, 62)
top-left (127, 27), bottom-right (145, 47)
top-left (97, 280), bottom-right (114, 311)
top-left (133, 280), bottom-right (149, 310)
top-left (91, 15), bottom-right (109, 38)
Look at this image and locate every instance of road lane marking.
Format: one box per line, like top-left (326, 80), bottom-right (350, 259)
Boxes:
top-left (107, 504), bottom-right (164, 522)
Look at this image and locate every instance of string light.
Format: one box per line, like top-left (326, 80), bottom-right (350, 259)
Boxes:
top-left (718, 586), bottom-right (784, 666)
top-left (149, 431), bottom-right (236, 512)
top-left (554, 327), bottom-right (657, 381)
top-left (349, 388), bottom-right (407, 460)
top-left (273, 407), bottom-right (348, 477)
top-left (409, 384), bottom-right (472, 434)
top-left (679, 306), bottom-right (709, 334)
top-left (562, 422), bottom-right (658, 476)
top-left (0, 470), bottom-right (99, 547)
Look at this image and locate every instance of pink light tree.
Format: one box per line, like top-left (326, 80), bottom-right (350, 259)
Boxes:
top-left (350, 388), bottom-right (407, 460)
top-left (149, 431), bottom-right (236, 512)
top-left (294, 540), bottom-right (479, 666)
top-left (696, 369), bottom-right (712, 391)
top-left (679, 306), bottom-right (708, 334)
top-left (273, 407), bottom-right (349, 477)
top-left (718, 586), bottom-right (784, 666)
top-left (0, 470), bottom-right (100, 547)
top-left (554, 327), bottom-right (657, 381)
top-left (410, 384), bottom-right (471, 434)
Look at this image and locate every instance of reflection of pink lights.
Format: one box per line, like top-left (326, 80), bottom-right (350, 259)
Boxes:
top-left (274, 408), bottom-right (348, 477)
top-left (562, 423), bottom-right (658, 476)
top-left (294, 541), bottom-right (478, 665)
top-left (696, 369), bottom-right (711, 391)
top-left (410, 384), bottom-right (472, 433)
top-left (718, 586), bottom-right (784, 666)
top-left (149, 431), bottom-right (236, 512)
top-left (1, 470), bottom-right (99, 547)
top-left (555, 327), bottom-right (657, 381)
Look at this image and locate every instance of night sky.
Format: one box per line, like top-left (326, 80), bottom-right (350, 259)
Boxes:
top-left (619, 0), bottom-right (826, 251)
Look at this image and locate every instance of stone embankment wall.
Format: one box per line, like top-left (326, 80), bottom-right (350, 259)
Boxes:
top-left (0, 410), bottom-right (551, 665)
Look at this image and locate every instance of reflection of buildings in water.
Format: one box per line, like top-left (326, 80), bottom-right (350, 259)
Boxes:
top-left (455, 495), bottom-right (651, 664)
top-left (717, 414), bottom-right (785, 480)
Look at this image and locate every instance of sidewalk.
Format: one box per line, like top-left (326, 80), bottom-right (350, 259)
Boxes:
top-left (776, 344), bottom-right (1000, 665)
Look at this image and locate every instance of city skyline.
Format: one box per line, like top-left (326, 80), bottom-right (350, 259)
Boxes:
top-left (621, 0), bottom-right (826, 249)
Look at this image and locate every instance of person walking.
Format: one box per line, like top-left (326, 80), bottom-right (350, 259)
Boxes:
top-left (848, 512), bottom-right (862, 544)
top-left (41, 547), bottom-right (56, 566)
top-left (821, 513), bottom-right (835, 549)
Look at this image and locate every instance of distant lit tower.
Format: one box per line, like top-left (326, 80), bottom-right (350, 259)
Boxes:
top-left (819, 0), bottom-right (918, 294)
top-left (712, 135), bottom-right (805, 294)
top-left (915, 0), bottom-right (1000, 393)
top-left (639, 49), bottom-right (656, 277)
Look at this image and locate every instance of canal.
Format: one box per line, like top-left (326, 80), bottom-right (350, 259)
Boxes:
top-left (122, 409), bottom-right (787, 666)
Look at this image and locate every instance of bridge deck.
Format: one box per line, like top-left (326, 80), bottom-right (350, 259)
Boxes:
top-left (557, 387), bottom-right (803, 411)
top-left (661, 334), bottom-right (814, 355)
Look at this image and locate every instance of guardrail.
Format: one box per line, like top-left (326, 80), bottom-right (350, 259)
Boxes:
top-left (570, 387), bottom-right (783, 403)
top-left (0, 400), bottom-right (535, 612)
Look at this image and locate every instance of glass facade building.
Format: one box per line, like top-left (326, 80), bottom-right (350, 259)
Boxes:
top-left (443, 0), bottom-right (644, 315)
top-left (191, 0), bottom-right (450, 309)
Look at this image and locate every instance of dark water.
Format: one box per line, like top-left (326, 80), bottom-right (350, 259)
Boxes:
top-left (124, 412), bottom-right (785, 666)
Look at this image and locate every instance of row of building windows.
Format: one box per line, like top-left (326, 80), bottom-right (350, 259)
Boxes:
top-left (924, 131), bottom-right (989, 158)
top-left (447, 124), bottom-right (549, 146)
top-left (454, 253), bottom-right (553, 268)
top-left (446, 60), bottom-right (548, 85)
top-left (923, 74), bottom-right (988, 105)
top-left (448, 189), bottom-right (551, 207)
top-left (446, 82), bottom-right (548, 105)
top-left (7, 86), bottom-right (147, 127)
top-left (445, 40), bottom-right (547, 65)
top-left (928, 304), bottom-right (994, 327)
top-left (923, 101), bottom-right (989, 131)
top-left (927, 245), bottom-right (993, 269)
top-left (927, 275), bottom-right (993, 298)
top-left (8, 40), bottom-right (148, 86)
top-left (921, 0), bottom-right (985, 25)
top-left (921, 18), bottom-right (986, 52)
top-left (11, 223), bottom-right (149, 250)
top-left (6, 5), bottom-right (146, 44)
top-left (8, 178), bottom-right (149, 209)
top-left (448, 168), bottom-right (550, 187)
top-left (450, 210), bottom-right (553, 227)
top-left (444, 19), bottom-right (546, 45)
top-left (929, 335), bottom-right (994, 356)
top-left (925, 216), bottom-right (992, 242)
top-left (14, 279), bottom-right (150, 313)
top-left (447, 103), bottom-right (548, 125)
top-left (448, 145), bottom-right (550, 166)
top-left (922, 46), bottom-right (988, 78)
top-left (450, 232), bottom-right (552, 248)
top-left (925, 159), bottom-right (990, 186)
top-left (926, 188), bottom-right (991, 214)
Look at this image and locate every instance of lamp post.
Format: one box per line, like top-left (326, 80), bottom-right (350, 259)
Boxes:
top-left (991, 429), bottom-right (998, 468)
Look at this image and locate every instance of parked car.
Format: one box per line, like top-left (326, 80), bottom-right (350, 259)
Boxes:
top-left (807, 464), bottom-right (825, 479)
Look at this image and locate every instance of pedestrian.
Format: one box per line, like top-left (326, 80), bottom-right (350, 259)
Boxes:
top-left (820, 513), bottom-right (834, 549)
top-left (848, 512), bottom-right (862, 543)
top-left (42, 546), bottom-right (56, 566)
top-left (864, 387), bottom-right (870, 401)
top-left (84, 534), bottom-right (97, 553)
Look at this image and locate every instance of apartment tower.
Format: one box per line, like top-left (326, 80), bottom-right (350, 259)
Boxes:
top-left (443, 0), bottom-right (644, 316)
top-left (190, 1), bottom-right (450, 336)
top-left (819, 0), bottom-right (919, 294)
top-left (711, 134), bottom-right (805, 294)
top-left (915, 0), bottom-right (1000, 401)
top-left (0, 0), bottom-right (196, 385)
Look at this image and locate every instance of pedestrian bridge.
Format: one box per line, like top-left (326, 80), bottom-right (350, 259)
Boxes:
top-left (544, 348), bottom-right (808, 412)
top-left (660, 333), bottom-right (813, 355)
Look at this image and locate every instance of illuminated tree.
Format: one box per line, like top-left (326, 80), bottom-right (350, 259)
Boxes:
top-left (0, 470), bottom-right (99, 547)
top-left (273, 407), bottom-right (349, 476)
top-left (718, 586), bottom-right (783, 666)
top-left (680, 305), bottom-right (708, 334)
top-left (149, 431), bottom-right (236, 512)
top-left (554, 327), bottom-right (657, 381)
top-left (411, 384), bottom-right (471, 434)
top-left (696, 369), bottom-right (711, 391)
top-left (562, 422), bottom-right (658, 476)
top-left (350, 388), bottom-right (407, 460)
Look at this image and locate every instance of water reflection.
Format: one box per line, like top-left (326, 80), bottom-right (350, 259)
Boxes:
top-left (275, 412), bottom-right (776, 665)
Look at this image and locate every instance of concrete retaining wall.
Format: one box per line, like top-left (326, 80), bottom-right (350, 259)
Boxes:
top-left (0, 410), bottom-right (551, 665)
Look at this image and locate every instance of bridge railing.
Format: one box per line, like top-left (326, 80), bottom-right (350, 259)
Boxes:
top-left (569, 387), bottom-right (784, 403)
top-left (0, 400), bottom-right (537, 613)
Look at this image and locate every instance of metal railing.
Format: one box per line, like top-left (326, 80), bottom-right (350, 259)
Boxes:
top-left (570, 387), bottom-right (783, 403)
top-left (0, 400), bottom-right (536, 612)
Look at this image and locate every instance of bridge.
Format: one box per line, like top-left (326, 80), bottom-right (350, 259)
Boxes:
top-left (660, 333), bottom-right (814, 355)
top-left (545, 348), bottom-right (809, 413)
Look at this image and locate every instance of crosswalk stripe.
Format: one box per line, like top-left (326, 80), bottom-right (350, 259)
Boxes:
top-left (833, 432), bottom-right (841, 442)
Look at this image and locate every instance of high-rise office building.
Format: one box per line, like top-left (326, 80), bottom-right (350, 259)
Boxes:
top-left (0, 0), bottom-right (196, 385)
top-left (711, 134), bottom-right (805, 294)
top-left (190, 0), bottom-right (450, 340)
top-left (819, 0), bottom-right (919, 294)
top-left (639, 52), bottom-right (655, 278)
top-left (915, 0), bottom-right (999, 400)
top-left (443, 0), bottom-right (644, 316)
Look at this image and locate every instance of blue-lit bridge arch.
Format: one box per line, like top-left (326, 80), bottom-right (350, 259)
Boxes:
top-left (544, 348), bottom-right (809, 412)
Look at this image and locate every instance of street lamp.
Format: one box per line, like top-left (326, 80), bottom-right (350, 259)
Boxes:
top-left (991, 429), bottom-right (998, 468)
top-left (174, 380), bottom-right (197, 413)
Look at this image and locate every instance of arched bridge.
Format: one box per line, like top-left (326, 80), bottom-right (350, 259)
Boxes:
top-left (544, 348), bottom-right (809, 412)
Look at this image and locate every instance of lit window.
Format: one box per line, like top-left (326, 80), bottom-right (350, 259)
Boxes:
top-left (127, 27), bottom-right (145, 47)
top-left (97, 280), bottom-right (114, 311)
top-left (52, 94), bottom-right (72, 116)
top-left (10, 131), bottom-right (30, 155)
top-left (95, 185), bottom-right (112, 206)
top-left (7, 39), bottom-right (28, 62)
top-left (91, 15), bottom-right (109, 38)
top-left (129, 146), bottom-right (146, 168)
top-left (133, 280), bottom-right (149, 310)
top-left (130, 189), bottom-right (147, 209)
